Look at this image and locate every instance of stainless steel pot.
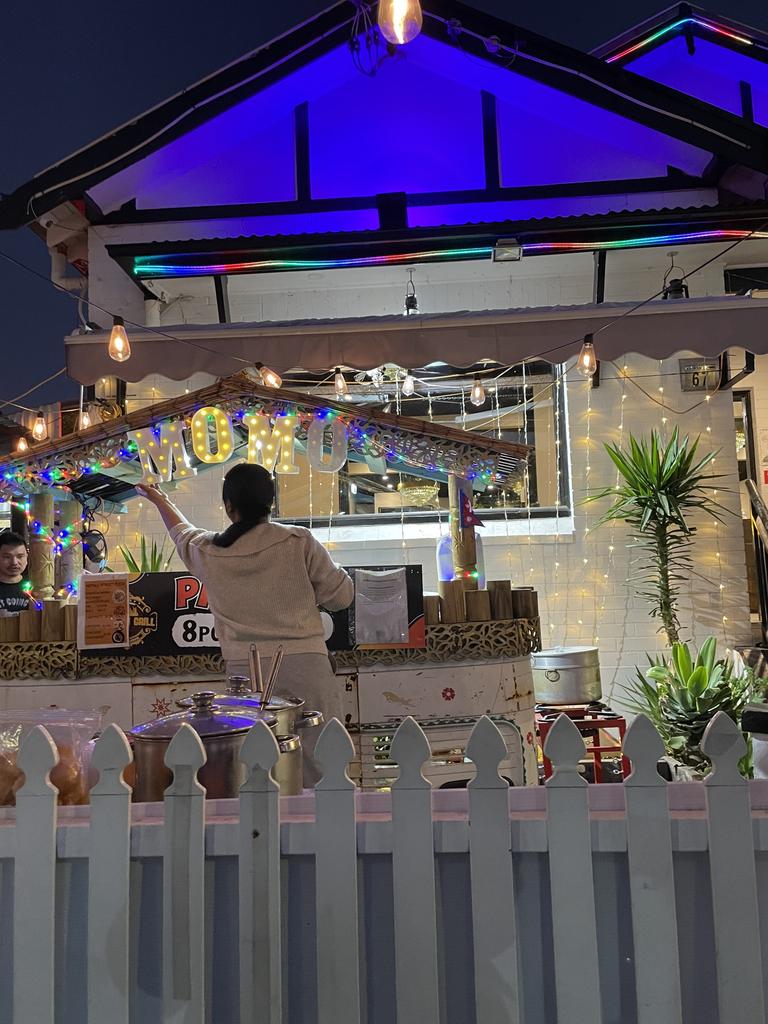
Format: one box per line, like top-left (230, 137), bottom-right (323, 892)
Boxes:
top-left (531, 646), bottom-right (602, 705)
top-left (130, 691), bottom-right (278, 801)
top-left (272, 735), bottom-right (303, 796)
top-left (177, 676), bottom-right (323, 736)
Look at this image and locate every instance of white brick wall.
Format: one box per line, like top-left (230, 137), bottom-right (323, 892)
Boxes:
top-left (90, 237), bottom-right (761, 707)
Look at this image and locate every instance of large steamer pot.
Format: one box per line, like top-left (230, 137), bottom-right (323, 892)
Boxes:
top-left (130, 691), bottom-right (279, 801)
top-left (177, 676), bottom-right (323, 736)
top-left (531, 646), bottom-right (602, 705)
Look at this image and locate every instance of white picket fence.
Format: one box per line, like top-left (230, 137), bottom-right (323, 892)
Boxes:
top-left (0, 712), bottom-right (766, 1024)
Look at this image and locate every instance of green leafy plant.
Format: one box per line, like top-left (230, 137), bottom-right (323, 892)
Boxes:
top-left (588, 428), bottom-right (725, 645)
top-left (118, 537), bottom-right (170, 574)
top-left (623, 638), bottom-right (754, 774)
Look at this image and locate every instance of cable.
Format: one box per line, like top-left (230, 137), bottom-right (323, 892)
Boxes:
top-left (0, 368), bottom-right (67, 412)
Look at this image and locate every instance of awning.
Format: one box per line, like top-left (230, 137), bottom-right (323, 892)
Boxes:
top-left (65, 294), bottom-right (768, 384)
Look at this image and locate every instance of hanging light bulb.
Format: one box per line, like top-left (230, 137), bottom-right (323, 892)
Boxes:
top-left (577, 335), bottom-right (598, 379)
top-left (78, 407), bottom-right (92, 430)
top-left (378, 0), bottom-right (423, 45)
top-left (404, 269), bottom-right (418, 316)
top-left (334, 367), bottom-right (350, 399)
top-left (108, 315), bottom-right (131, 362)
top-left (32, 412), bottom-right (48, 442)
top-left (16, 436), bottom-right (28, 453)
top-left (402, 370), bottom-right (415, 397)
top-left (470, 376), bottom-right (486, 407)
top-left (256, 362), bottom-right (282, 388)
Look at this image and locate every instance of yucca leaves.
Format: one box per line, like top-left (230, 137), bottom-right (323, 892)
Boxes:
top-left (587, 428), bottom-right (727, 645)
top-left (119, 537), bottom-right (169, 573)
top-left (622, 639), bottom-right (755, 774)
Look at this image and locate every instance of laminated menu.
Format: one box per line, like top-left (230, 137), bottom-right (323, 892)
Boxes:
top-left (353, 568), bottom-right (409, 645)
top-left (77, 573), bottom-right (131, 649)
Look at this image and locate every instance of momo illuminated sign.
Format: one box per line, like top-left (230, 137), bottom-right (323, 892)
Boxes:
top-left (126, 407), bottom-right (350, 485)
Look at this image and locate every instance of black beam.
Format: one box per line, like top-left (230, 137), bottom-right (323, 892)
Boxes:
top-left (741, 81), bottom-right (755, 123)
top-left (97, 173), bottom-right (708, 226)
top-left (480, 91), bottom-right (500, 191)
top-left (592, 250), bottom-right (607, 304)
top-left (294, 102), bottom-right (311, 203)
top-left (214, 276), bottom-right (231, 323)
top-left (376, 193), bottom-right (408, 231)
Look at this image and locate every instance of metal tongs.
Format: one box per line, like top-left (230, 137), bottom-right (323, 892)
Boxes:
top-left (248, 643), bottom-right (283, 708)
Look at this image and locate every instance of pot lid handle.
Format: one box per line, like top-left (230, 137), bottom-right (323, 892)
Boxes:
top-left (190, 691), bottom-right (217, 712)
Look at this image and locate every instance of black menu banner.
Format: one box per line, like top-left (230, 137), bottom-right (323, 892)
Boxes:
top-left (87, 566), bottom-right (424, 658)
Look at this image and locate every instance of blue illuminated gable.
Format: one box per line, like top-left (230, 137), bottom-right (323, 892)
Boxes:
top-left (626, 35), bottom-right (768, 125)
top-left (90, 30), bottom-right (711, 222)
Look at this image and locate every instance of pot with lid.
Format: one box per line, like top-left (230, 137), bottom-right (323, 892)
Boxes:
top-left (177, 676), bottom-right (324, 736)
top-left (531, 646), bottom-right (602, 705)
top-left (130, 691), bottom-right (283, 801)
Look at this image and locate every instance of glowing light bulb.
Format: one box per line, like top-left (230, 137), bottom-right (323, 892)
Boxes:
top-left (32, 412), bottom-right (48, 441)
top-left (377, 0), bottom-right (422, 45)
top-left (16, 436), bottom-right (28, 453)
top-left (577, 335), bottom-right (597, 378)
top-left (108, 316), bottom-right (131, 362)
top-left (402, 371), bottom-right (415, 397)
top-left (79, 408), bottom-right (91, 430)
top-left (470, 376), bottom-right (486, 407)
top-left (334, 367), bottom-right (349, 399)
top-left (257, 362), bottom-right (282, 388)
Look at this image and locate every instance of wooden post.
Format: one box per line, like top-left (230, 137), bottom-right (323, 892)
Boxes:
top-left (18, 607), bottom-right (42, 642)
top-left (512, 588), bottom-right (539, 619)
top-left (488, 581), bottom-right (514, 620)
top-left (57, 499), bottom-right (82, 598)
top-left (423, 596), bottom-right (441, 626)
top-left (28, 492), bottom-right (55, 601)
top-left (465, 590), bottom-right (492, 622)
top-left (438, 580), bottom-right (466, 623)
top-left (63, 604), bottom-right (78, 642)
top-left (448, 475), bottom-right (478, 591)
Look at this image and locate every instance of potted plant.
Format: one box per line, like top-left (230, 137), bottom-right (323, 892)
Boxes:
top-left (587, 428), bottom-right (725, 646)
top-left (118, 537), bottom-right (170, 574)
top-left (622, 638), bottom-right (755, 777)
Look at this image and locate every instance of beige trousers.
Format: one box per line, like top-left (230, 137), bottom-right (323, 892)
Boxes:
top-left (226, 652), bottom-right (343, 787)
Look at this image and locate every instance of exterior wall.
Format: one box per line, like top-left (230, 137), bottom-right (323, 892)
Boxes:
top-left (90, 235), bottom-right (763, 703)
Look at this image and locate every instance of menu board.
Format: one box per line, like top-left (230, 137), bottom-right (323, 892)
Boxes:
top-left (85, 566), bottom-right (425, 659)
top-left (77, 573), bottom-right (131, 649)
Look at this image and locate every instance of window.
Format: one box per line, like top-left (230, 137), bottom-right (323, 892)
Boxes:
top-left (274, 362), bottom-right (570, 525)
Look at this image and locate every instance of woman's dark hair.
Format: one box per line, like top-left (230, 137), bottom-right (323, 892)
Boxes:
top-left (213, 464), bottom-right (275, 548)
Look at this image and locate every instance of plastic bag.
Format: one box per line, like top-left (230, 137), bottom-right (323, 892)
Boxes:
top-left (0, 708), bottom-right (104, 806)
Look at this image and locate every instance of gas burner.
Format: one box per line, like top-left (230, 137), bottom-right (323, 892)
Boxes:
top-left (535, 700), bottom-right (620, 724)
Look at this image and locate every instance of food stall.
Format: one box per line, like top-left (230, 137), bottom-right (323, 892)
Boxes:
top-left (0, 370), bottom-right (542, 793)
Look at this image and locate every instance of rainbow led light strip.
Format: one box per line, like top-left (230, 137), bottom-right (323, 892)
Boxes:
top-left (132, 229), bottom-right (768, 277)
top-left (523, 228), bottom-right (768, 254)
top-left (606, 16), bottom-right (753, 64)
top-left (132, 246), bottom-right (494, 278)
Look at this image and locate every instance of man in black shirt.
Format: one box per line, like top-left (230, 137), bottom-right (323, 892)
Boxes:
top-left (0, 531), bottom-right (31, 613)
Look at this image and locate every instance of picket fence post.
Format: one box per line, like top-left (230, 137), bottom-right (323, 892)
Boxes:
top-left (390, 717), bottom-right (441, 1022)
top-left (623, 714), bottom-right (682, 1024)
top-left (163, 723), bottom-right (207, 1024)
top-left (88, 724), bottom-right (134, 1024)
top-left (544, 714), bottom-right (603, 1024)
top-left (314, 718), bottom-right (361, 1024)
top-left (466, 715), bottom-right (521, 1024)
top-left (239, 721), bottom-right (282, 1024)
top-left (13, 725), bottom-right (59, 1024)
top-left (701, 712), bottom-right (765, 1023)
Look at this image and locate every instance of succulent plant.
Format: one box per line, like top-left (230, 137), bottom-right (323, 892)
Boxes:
top-left (622, 637), bottom-right (754, 774)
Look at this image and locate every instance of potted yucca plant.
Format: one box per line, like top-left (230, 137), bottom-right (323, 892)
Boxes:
top-left (588, 428), bottom-right (725, 646)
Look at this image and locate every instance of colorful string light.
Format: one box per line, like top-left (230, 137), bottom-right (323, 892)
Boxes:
top-left (606, 16), bottom-right (754, 64)
top-left (131, 230), bottom-right (768, 279)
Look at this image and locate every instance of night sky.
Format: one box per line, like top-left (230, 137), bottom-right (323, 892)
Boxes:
top-left (2, 0), bottom-right (767, 408)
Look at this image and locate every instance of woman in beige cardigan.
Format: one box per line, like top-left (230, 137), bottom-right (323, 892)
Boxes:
top-left (137, 463), bottom-right (354, 784)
